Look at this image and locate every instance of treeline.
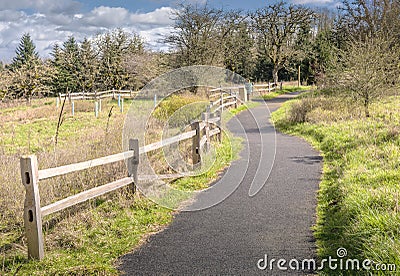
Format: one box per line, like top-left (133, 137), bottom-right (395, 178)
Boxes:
top-left (1, 0), bottom-right (399, 108)
top-left (0, 30), bottom-right (168, 101)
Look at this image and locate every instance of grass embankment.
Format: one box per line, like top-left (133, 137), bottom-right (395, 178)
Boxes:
top-left (261, 85), bottom-right (312, 100)
top-left (271, 93), bottom-right (400, 274)
top-left (0, 94), bottom-right (243, 275)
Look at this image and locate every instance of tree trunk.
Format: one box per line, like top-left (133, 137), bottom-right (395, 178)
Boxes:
top-left (272, 66), bottom-right (279, 85)
top-left (364, 98), bottom-right (370, 118)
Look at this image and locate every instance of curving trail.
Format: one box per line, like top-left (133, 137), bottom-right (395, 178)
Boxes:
top-left (119, 92), bottom-right (322, 275)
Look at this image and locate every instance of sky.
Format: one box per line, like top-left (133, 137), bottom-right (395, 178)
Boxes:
top-left (0, 0), bottom-right (341, 63)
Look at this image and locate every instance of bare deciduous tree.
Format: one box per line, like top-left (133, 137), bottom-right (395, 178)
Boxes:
top-left (341, 0), bottom-right (400, 39)
top-left (326, 35), bottom-right (399, 117)
top-left (166, 4), bottom-right (245, 69)
top-left (252, 1), bottom-right (315, 84)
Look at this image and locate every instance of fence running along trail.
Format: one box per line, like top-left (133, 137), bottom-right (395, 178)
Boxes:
top-left (59, 89), bottom-right (138, 101)
top-left (20, 88), bottom-right (244, 260)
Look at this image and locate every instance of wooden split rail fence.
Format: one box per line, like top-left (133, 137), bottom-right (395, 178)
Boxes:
top-left (209, 82), bottom-right (278, 102)
top-left (20, 90), bottom-right (240, 260)
top-left (59, 89), bottom-right (138, 101)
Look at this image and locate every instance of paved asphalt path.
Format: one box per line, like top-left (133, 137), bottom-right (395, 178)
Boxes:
top-left (119, 92), bottom-right (322, 275)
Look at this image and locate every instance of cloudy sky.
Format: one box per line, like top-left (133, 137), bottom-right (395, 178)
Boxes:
top-left (0, 0), bottom-right (340, 63)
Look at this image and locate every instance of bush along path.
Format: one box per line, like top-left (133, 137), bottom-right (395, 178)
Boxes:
top-left (119, 92), bottom-right (321, 275)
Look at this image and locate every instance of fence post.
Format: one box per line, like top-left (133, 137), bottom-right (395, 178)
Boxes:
top-left (128, 138), bottom-right (139, 193)
top-left (220, 92), bottom-right (224, 113)
top-left (118, 94), bottom-right (121, 107)
top-left (191, 121), bottom-right (201, 166)
top-left (99, 99), bottom-right (102, 112)
top-left (120, 98), bottom-right (124, 113)
top-left (202, 112), bottom-right (210, 151)
top-left (95, 102), bottom-right (99, 118)
top-left (71, 101), bottom-right (75, 116)
top-left (216, 110), bottom-right (222, 142)
top-left (20, 155), bottom-right (44, 260)
top-left (234, 94), bottom-right (238, 109)
top-left (238, 87), bottom-right (247, 102)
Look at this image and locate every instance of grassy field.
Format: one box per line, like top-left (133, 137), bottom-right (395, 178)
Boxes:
top-left (0, 94), bottom-right (244, 275)
top-left (0, 85), bottom-right (302, 275)
top-left (271, 92), bottom-right (400, 275)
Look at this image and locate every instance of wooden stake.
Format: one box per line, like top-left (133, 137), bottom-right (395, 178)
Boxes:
top-left (191, 122), bottom-right (201, 166)
top-left (128, 139), bottom-right (139, 193)
top-left (20, 155), bottom-right (44, 260)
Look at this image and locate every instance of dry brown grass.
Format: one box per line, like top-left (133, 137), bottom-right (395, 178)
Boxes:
top-left (0, 93), bottom-right (208, 258)
top-left (0, 98), bottom-right (131, 251)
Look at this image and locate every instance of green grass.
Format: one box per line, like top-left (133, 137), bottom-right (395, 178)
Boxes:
top-left (3, 197), bottom-right (173, 275)
top-left (271, 96), bottom-right (400, 275)
top-left (261, 85), bottom-right (312, 100)
top-left (0, 98), bottom-right (142, 154)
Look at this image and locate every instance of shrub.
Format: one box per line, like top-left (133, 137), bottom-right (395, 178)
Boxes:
top-left (152, 94), bottom-right (207, 127)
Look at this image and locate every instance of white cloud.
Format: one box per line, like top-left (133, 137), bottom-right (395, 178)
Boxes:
top-left (130, 7), bottom-right (174, 26)
top-left (84, 6), bottom-right (129, 27)
top-left (0, 4), bottom-right (176, 62)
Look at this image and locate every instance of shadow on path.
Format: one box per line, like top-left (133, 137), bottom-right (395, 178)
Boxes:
top-left (119, 91), bottom-right (321, 275)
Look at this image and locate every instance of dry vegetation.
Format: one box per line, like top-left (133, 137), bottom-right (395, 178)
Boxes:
top-left (0, 89), bottom-right (245, 274)
top-left (0, 98), bottom-right (129, 245)
top-left (0, 93), bottom-right (212, 269)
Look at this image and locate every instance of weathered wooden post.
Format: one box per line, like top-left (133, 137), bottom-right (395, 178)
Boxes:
top-left (216, 110), bottom-right (222, 142)
top-left (95, 102), bottom-right (99, 118)
top-left (220, 92), bottom-right (224, 113)
top-left (191, 122), bottom-right (201, 166)
top-left (128, 139), bottom-right (139, 193)
top-left (20, 155), bottom-right (44, 260)
top-left (238, 87), bottom-right (247, 102)
top-left (234, 94), bottom-right (238, 109)
top-left (71, 101), bottom-right (75, 116)
top-left (202, 112), bottom-right (210, 152)
top-left (67, 88), bottom-right (71, 103)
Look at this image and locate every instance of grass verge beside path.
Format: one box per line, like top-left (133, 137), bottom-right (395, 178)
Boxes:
top-left (261, 85), bottom-right (312, 100)
top-left (271, 94), bottom-right (400, 275)
top-left (1, 104), bottom-right (243, 275)
top-left (2, 91), bottom-right (286, 275)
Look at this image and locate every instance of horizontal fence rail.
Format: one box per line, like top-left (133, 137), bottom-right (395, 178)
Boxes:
top-left (59, 89), bottom-right (139, 101)
top-left (20, 85), bottom-right (253, 260)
